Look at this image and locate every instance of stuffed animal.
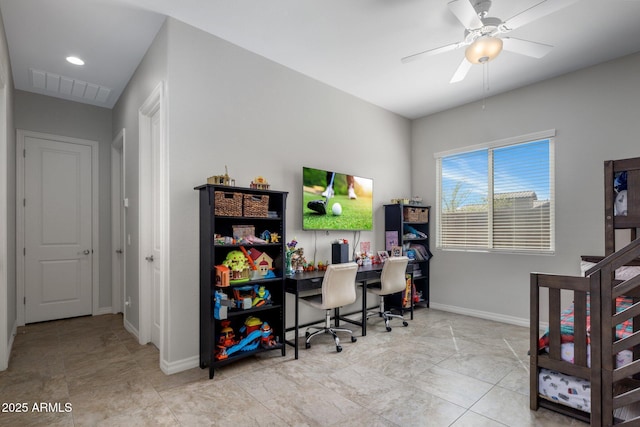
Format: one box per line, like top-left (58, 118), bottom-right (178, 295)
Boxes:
top-left (615, 190), bottom-right (628, 216)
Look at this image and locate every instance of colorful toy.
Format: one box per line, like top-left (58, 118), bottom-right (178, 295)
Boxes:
top-left (207, 165), bottom-right (235, 186)
top-left (239, 246), bottom-right (257, 271)
top-left (269, 232), bottom-right (280, 243)
top-left (250, 176), bottom-right (270, 190)
top-left (223, 250), bottom-right (250, 282)
top-left (290, 247), bottom-right (307, 272)
top-left (260, 322), bottom-right (278, 347)
top-left (216, 317), bottom-right (277, 360)
top-left (247, 248), bottom-right (274, 276)
top-left (215, 320), bottom-right (237, 359)
top-left (252, 285), bottom-right (271, 307)
top-left (232, 285), bottom-right (255, 309)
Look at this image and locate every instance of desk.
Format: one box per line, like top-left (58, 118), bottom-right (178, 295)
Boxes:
top-left (285, 264), bottom-right (413, 359)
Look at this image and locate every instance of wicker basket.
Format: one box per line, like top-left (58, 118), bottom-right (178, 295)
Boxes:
top-left (243, 194), bottom-right (269, 217)
top-left (403, 206), bottom-right (429, 222)
top-left (214, 191), bottom-right (243, 216)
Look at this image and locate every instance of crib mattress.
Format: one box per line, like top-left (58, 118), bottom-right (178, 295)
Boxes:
top-left (539, 368), bottom-right (591, 413)
top-left (538, 345), bottom-right (633, 413)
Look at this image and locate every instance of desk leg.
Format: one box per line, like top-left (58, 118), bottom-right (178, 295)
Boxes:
top-left (361, 281), bottom-right (367, 336)
top-left (295, 290), bottom-right (299, 360)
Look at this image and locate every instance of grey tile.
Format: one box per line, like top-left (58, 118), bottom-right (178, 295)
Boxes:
top-left (0, 310), bottom-right (586, 427)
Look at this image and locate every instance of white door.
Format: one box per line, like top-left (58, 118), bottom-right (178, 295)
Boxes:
top-left (111, 130), bottom-right (125, 315)
top-left (149, 109), bottom-right (161, 347)
top-left (24, 136), bottom-right (93, 323)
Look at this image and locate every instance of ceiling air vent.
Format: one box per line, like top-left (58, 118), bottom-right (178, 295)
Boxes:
top-left (30, 68), bottom-right (111, 104)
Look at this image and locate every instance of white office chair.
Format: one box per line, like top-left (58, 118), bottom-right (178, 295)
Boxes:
top-left (300, 262), bottom-right (359, 352)
top-left (367, 256), bottom-right (410, 332)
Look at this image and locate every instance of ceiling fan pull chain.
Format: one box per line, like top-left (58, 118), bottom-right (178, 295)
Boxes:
top-left (482, 62), bottom-right (488, 110)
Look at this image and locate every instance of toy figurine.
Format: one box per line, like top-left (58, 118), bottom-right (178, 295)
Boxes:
top-left (252, 285), bottom-right (271, 307)
top-left (215, 320), bottom-right (238, 360)
top-left (260, 322), bottom-right (278, 347)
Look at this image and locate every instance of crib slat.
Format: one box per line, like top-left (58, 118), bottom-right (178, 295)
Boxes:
top-left (549, 288), bottom-right (561, 360)
top-left (575, 292), bottom-right (588, 367)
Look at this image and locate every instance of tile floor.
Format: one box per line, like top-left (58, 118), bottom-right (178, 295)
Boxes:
top-left (0, 309), bottom-right (585, 426)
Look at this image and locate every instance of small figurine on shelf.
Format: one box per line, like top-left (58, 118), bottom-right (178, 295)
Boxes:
top-left (207, 165), bottom-right (235, 186)
top-left (291, 247), bottom-right (307, 273)
top-left (269, 232), bottom-right (280, 243)
top-left (250, 176), bottom-right (270, 190)
top-left (215, 320), bottom-right (238, 360)
top-left (260, 322), bottom-right (278, 348)
top-left (285, 239), bottom-right (298, 275)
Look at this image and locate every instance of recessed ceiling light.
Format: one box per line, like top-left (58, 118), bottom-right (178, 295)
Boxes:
top-left (66, 56), bottom-right (85, 66)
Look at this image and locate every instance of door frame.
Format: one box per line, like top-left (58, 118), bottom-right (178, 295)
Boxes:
top-left (138, 82), bottom-right (169, 367)
top-left (0, 63), bottom-right (8, 370)
top-left (111, 129), bottom-right (125, 314)
top-left (16, 129), bottom-right (100, 326)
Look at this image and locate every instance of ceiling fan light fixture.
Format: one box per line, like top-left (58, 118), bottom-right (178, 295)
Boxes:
top-left (465, 36), bottom-right (503, 64)
top-left (66, 56), bottom-right (85, 66)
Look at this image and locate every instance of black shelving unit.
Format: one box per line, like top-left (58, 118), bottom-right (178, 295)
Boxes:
top-left (384, 204), bottom-right (431, 307)
top-left (195, 184), bottom-right (287, 379)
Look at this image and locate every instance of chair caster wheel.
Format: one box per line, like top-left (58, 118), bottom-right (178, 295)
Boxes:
top-left (386, 326), bottom-right (392, 332)
top-left (305, 342), bottom-right (311, 349)
top-left (403, 321), bottom-right (408, 327)
top-left (351, 336), bottom-right (357, 343)
top-left (336, 345), bottom-right (342, 352)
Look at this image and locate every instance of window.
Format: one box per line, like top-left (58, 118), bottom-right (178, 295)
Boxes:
top-left (435, 130), bottom-right (555, 253)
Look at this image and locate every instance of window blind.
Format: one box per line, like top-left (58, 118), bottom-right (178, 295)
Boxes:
top-left (436, 136), bottom-right (554, 253)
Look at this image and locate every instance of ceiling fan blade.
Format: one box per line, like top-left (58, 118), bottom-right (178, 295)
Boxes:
top-left (502, 37), bottom-right (553, 58)
top-left (448, 0), bottom-right (483, 30)
top-left (502, 0), bottom-right (579, 31)
top-left (401, 42), bottom-right (463, 64)
top-left (450, 58), bottom-right (472, 83)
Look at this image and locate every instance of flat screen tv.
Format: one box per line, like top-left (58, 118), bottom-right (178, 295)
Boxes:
top-left (302, 166), bottom-right (373, 231)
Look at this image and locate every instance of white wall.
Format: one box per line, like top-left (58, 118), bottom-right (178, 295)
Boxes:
top-left (112, 20), bottom-right (168, 335)
top-left (161, 18), bottom-right (411, 365)
top-left (0, 4), bottom-right (14, 371)
top-left (13, 91), bottom-right (113, 312)
top-left (411, 51), bottom-right (640, 325)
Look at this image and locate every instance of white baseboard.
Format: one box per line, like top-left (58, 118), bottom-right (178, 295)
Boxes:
top-left (160, 355), bottom-right (199, 375)
top-left (2, 320), bottom-right (17, 371)
top-left (429, 302), bottom-right (529, 328)
top-left (95, 306), bottom-right (113, 316)
top-left (123, 317), bottom-right (139, 341)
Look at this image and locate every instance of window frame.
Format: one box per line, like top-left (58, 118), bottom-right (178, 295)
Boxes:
top-left (434, 129), bottom-right (556, 255)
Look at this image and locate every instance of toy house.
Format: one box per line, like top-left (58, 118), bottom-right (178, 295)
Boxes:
top-left (248, 249), bottom-right (273, 276)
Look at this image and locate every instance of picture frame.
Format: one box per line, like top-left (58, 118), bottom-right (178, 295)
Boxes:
top-left (377, 250), bottom-right (389, 263)
top-left (391, 245), bottom-right (402, 257)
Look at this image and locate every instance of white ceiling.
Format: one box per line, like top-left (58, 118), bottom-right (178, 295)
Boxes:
top-left (2, 0), bottom-right (640, 118)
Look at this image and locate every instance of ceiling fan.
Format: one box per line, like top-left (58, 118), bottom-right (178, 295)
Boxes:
top-left (402, 0), bottom-right (579, 83)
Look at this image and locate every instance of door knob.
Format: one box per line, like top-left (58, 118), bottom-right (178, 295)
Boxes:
top-left (145, 255), bottom-right (154, 262)
top-left (83, 249), bottom-right (91, 255)
top-left (115, 249), bottom-right (123, 254)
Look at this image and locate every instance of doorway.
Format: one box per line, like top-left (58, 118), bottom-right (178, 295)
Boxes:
top-left (16, 130), bottom-right (99, 325)
top-left (138, 82), bottom-right (168, 368)
top-left (111, 129), bottom-right (125, 316)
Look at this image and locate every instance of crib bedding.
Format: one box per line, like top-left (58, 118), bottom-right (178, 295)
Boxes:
top-left (537, 295), bottom-right (633, 351)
